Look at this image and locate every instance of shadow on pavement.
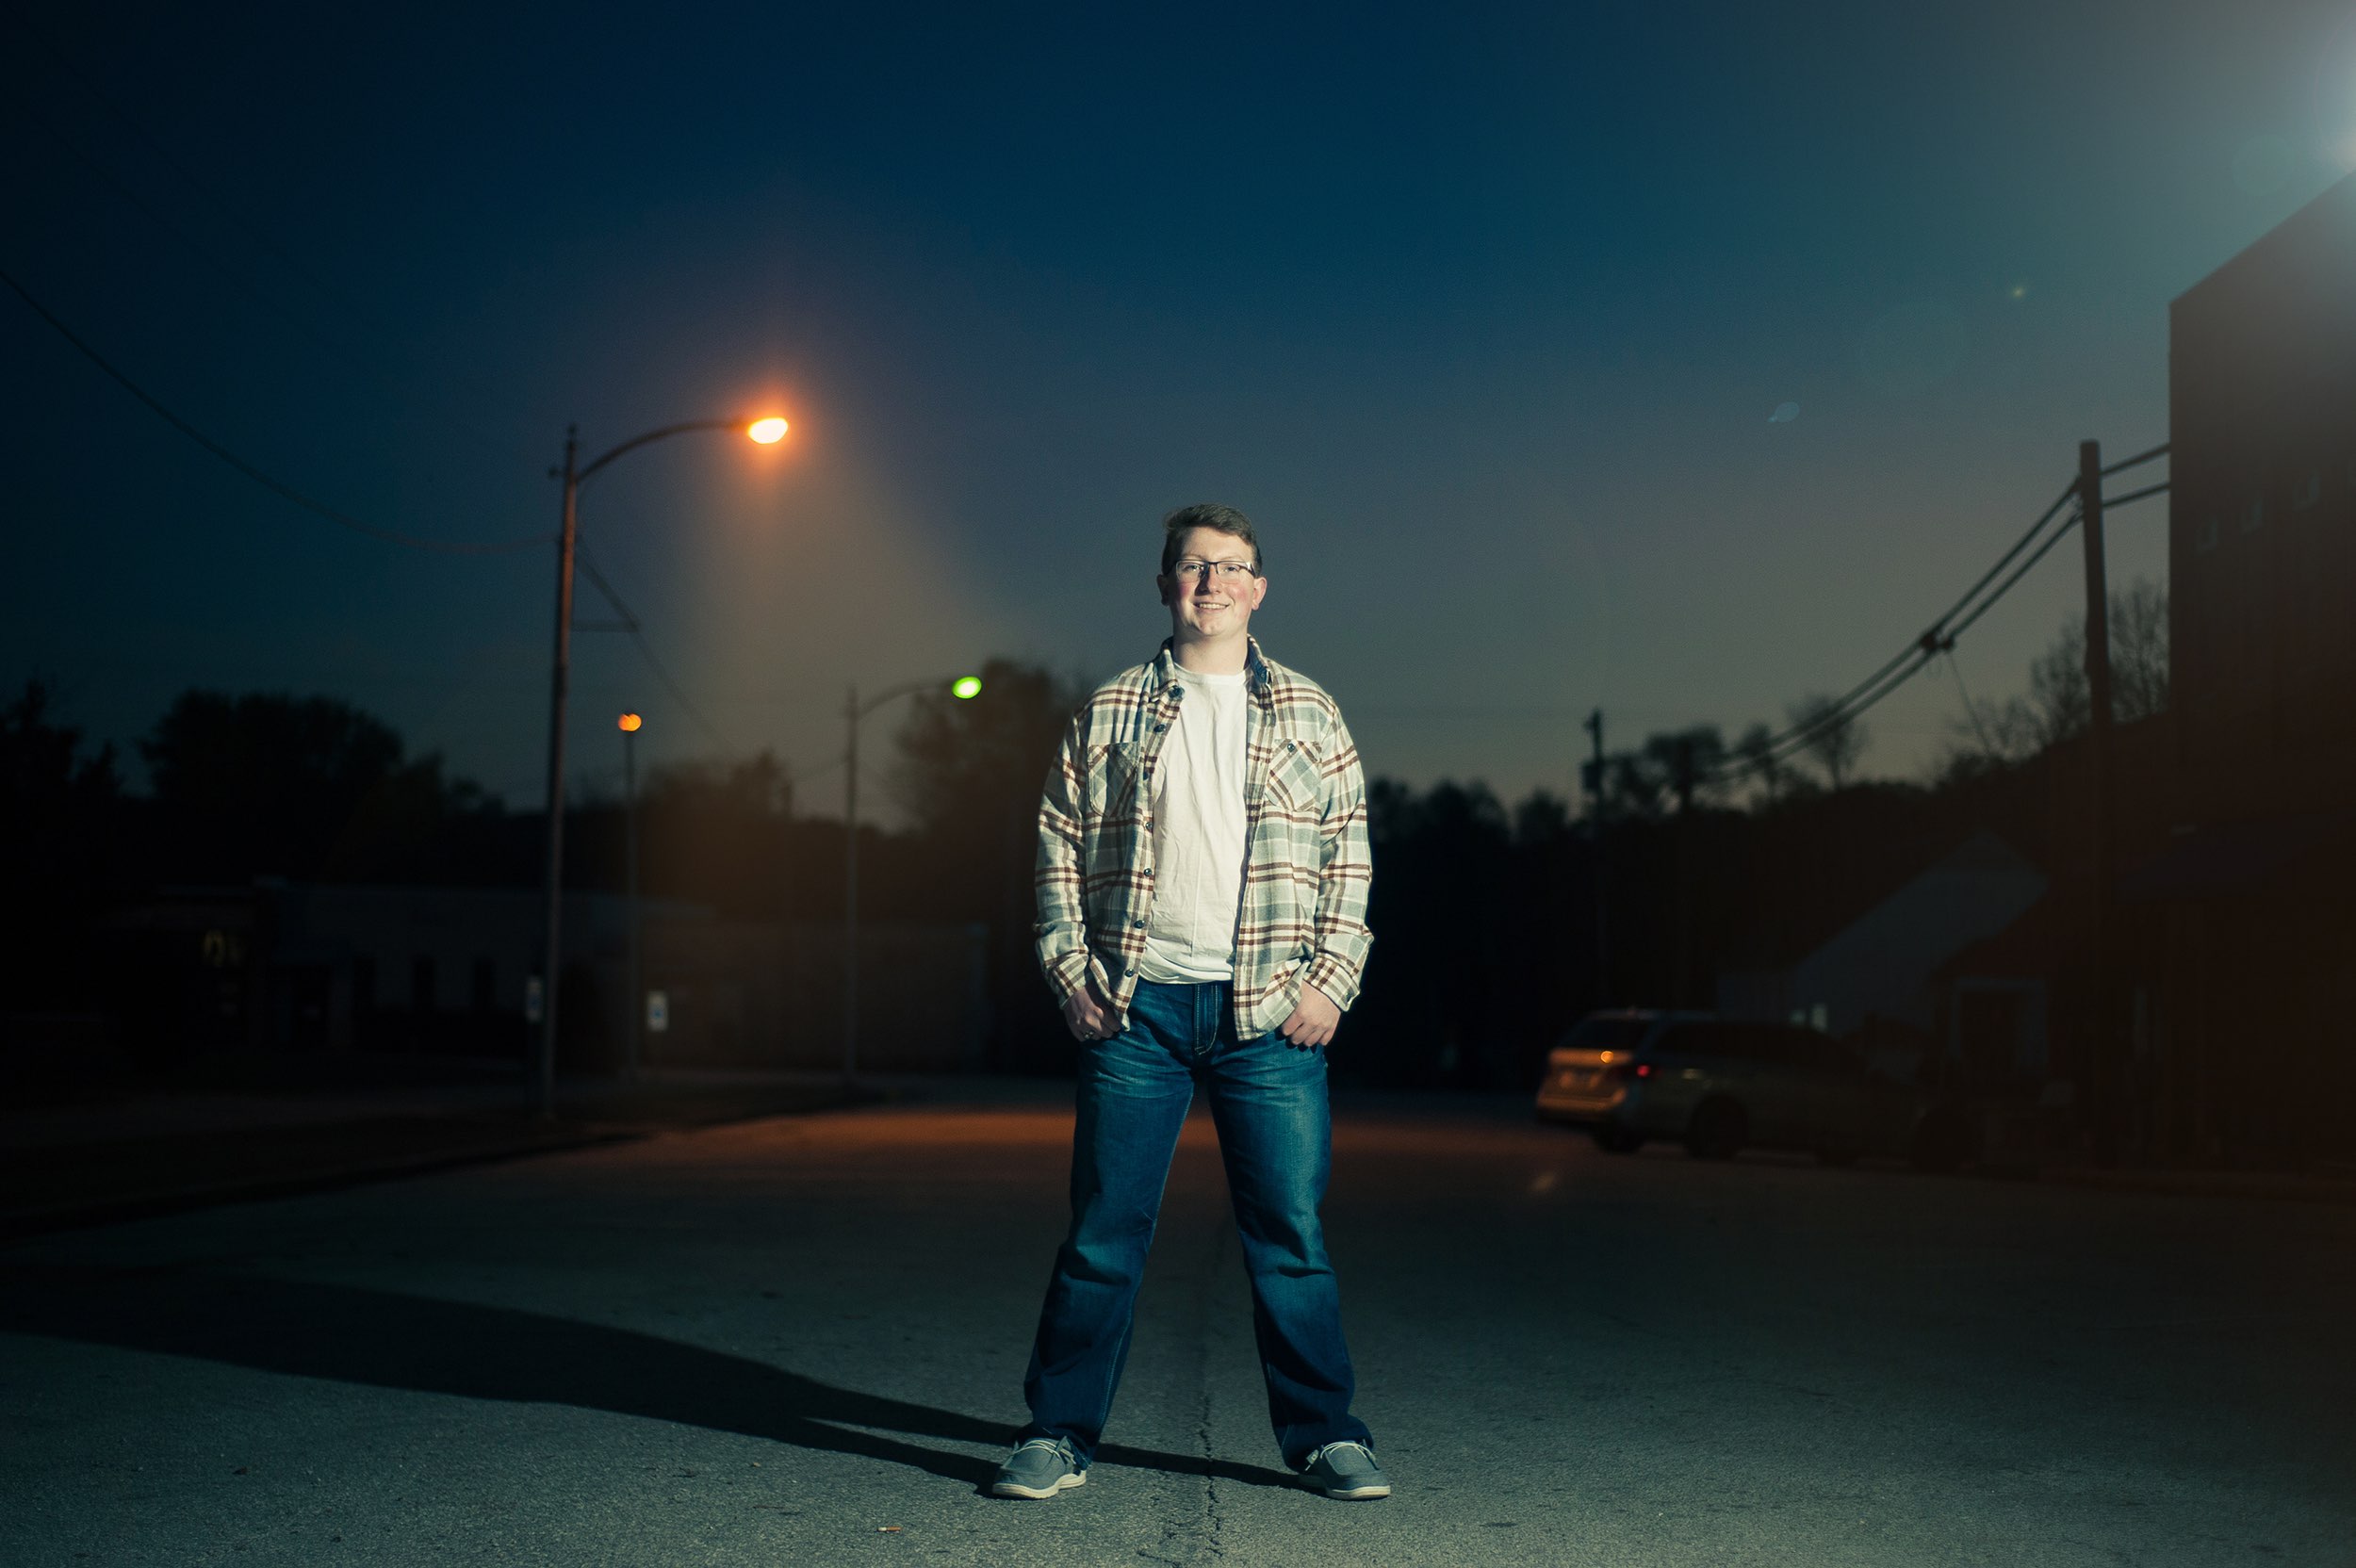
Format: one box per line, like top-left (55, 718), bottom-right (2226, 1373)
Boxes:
top-left (0, 1265), bottom-right (1296, 1493)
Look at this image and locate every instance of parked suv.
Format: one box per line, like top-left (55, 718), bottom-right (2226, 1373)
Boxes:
top-left (1534, 1009), bottom-right (1974, 1171)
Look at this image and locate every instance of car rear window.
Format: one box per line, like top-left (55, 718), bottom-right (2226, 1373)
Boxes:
top-left (1559, 1017), bottom-right (1652, 1054)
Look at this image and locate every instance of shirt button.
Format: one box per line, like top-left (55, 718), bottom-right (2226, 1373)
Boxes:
top-left (1132, 919), bottom-right (1145, 928)
top-left (1153, 724), bottom-right (1167, 732)
top-left (1123, 966), bottom-right (1136, 975)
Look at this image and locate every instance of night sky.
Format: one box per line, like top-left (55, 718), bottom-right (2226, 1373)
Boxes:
top-left (7, 2), bottom-right (2352, 820)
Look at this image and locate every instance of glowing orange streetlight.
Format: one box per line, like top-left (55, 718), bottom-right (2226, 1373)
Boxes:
top-left (747, 416), bottom-right (789, 445)
top-left (617, 711), bottom-right (643, 732)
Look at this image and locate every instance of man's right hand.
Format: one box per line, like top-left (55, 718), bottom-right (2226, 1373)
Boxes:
top-left (1062, 982), bottom-right (1121, 1043)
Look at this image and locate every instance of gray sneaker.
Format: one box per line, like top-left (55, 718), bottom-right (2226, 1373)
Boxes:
top-left (991, 1437), bottom-right (1087, 1499)
top-left (1300, 1440), bottom-right (1392, 1500)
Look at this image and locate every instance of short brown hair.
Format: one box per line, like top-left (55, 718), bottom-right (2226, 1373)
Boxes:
top-left (1159, 502), bottom-right (1263, 577)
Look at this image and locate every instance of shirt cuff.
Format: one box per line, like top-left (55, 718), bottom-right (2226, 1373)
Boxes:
top-left (1303, 952), bottom-right (1362, 1011)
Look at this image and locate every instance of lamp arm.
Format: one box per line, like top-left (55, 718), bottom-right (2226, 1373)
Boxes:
top-left (856, 674), bottom-right (971, 720)
top-left (577, 419), bottom-right (741, 484)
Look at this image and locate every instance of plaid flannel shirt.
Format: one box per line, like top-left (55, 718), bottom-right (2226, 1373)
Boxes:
top-left (1035, 636), bottom-right (1374, 1040)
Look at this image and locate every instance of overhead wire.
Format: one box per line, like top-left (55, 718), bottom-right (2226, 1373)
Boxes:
top-left (11, 16), bottom-right (547, 469)
top-left (1700, 479), bottom-right (2086, 783)
top-left (573, 538), bottom-right (736, 754)
top-left (7, 256), bottom-right (754, 760)
top-left (21, 23), bottom-right (397, 333)
top-left (8, 26), bottom-right (775, 772)
top-left (1703, 467), bottom-right (2149, 785)
top-left (1944, 647), bottom-right (1998, 758)
top-left (1, 265), bottom-right (554, 555)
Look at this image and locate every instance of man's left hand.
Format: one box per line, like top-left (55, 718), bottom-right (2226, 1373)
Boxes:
top-left (1277, 984), bottom-right (1341, 1050)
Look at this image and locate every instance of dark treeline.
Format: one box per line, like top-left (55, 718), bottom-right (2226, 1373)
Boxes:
top-left (5, 586), bottom-right (2159, 1085)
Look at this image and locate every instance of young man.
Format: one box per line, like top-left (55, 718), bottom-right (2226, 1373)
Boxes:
top-left (991, 502), bottom-right (1388, 1503)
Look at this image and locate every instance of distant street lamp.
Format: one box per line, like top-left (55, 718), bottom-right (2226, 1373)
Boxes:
top-left (536, 416), bottom-right (788, 1118)
top-left (842, 674), bottom-right (982, 1081)
top-left (618, 710), bottom-right (644, 1082)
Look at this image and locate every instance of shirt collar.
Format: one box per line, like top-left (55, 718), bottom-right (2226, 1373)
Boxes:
top-left (1151, 636), bottom-right (1270, 698)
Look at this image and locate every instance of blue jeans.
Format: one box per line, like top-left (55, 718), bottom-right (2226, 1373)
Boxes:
top-left (1019, 979), bottom-right (1372, 1470)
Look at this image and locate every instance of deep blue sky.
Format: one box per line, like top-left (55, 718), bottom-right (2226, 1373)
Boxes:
top-left (7, 2), bottom-right (2352, 818)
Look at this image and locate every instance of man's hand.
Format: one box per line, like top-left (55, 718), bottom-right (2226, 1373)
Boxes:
top-left (1062, 981), bottom-right (1121, 1043)
top-left (1277, 984), bottom-right (1341, 1050)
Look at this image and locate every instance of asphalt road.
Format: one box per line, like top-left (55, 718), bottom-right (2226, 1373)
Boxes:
top-left (3, 1084), bottom-right (2351, 1567)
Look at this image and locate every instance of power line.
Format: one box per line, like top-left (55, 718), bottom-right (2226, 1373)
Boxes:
top-left (1705, 478), bottom-right (2096, 784)
top-left (1701, 480), bottom-right (2085, 782)
top-left (1944, 646), bottom-right (1997, 757)
top-left (20, 23), bottom-right (393, 335)
top-left (0, 264), bottom-right (553, 556)
top-left (13, 16), bottom-right (545, 470)
top-left (1943, 507), bottom-right (2081, 643)
top-left (573, 538), bottom-right (736, 753)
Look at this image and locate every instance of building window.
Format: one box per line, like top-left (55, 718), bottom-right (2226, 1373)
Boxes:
top-left (2238, 495), bottom-right (2265, 533)
top-left (2196, 514), bottom-right (2220, 553)
top-left (472, 956), bottom-right (497, 1014)
top-left (411, 956), bottom-right (436, 1013)
top-left (2292, 470), bottom-right (2321, 511)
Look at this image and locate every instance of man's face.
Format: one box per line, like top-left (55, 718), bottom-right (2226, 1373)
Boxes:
top-left (1158, 527), bottom-right (1268, 643)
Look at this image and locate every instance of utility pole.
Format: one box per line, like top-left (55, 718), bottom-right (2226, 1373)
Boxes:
top-left (530, 414), bottom-right (790, 1119)
top-left (621, 712), bottom-right (642, 1082)
top-left (1582, 709), bottom-right (1610, 1007)
top-left (2078, 438), bottom-right (2119, 1167)
top-left (843, 682), bottom-right (860, 1084)
top-left (535, 426), bottom-right (581, 1119)
top-left (1670, 734), bottom-right (1697, 1006)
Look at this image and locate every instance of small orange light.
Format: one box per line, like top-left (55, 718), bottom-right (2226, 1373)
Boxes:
top-left (747, 416), bottom-right (789, 445)
top-left (618, 712), bottom-right (643, 732)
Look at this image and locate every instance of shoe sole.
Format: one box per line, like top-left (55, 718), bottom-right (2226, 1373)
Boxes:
top-left (991, 1470), bottom-right (1087, 1500)
top-left (1316, 1481), bottom-right (1392, 1500)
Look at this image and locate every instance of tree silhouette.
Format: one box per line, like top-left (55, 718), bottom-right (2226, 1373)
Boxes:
top-left (139, 690), bottom-right (499, 882)
top-left (1731, 721), bottom-right (1801, 808)
top-left (1945, 578), bottom-right (2169, 770)
top-left (1785, 694), bottom-right (1867, 791)
top-left (2, 680), bottom-right (124, 1005)
top-left (1641, 725), bottom-right (1727, 814)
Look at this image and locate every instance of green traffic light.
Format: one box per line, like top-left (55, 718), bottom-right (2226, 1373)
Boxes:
top-left (952, 676), bottom-right (983, 700)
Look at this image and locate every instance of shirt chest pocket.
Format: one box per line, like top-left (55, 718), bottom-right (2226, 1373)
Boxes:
top-left (1089, 743), bottom-right (1148, 814)
top-left (1266, 741), bottom-right (1323, 813)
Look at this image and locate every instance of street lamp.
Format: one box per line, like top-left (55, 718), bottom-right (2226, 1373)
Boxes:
top-left (618, 711), bottom-right (644, 1082)
top-left (536, 416), bottom-right (788, 1118)
top-left (842, 673), bottom-right (982, 1081)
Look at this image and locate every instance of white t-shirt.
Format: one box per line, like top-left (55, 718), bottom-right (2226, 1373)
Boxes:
top-left (1137, 662), bottom-right (1251, 983)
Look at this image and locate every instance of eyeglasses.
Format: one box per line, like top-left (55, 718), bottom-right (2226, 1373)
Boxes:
top-left (1169, 559), bottom-right (1258, 584)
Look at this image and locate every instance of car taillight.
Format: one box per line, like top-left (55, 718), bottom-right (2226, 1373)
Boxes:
top-left (1629, 1061), bottom-right (1657, 1080)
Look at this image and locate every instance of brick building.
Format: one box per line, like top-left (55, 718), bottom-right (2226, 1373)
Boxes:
top-left (2120, 173), bottom-right (2356, 1165)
